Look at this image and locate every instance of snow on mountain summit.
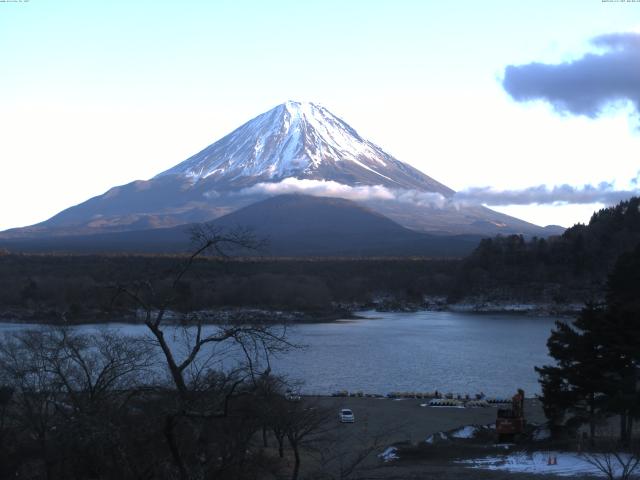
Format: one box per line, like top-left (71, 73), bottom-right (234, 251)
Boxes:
top-left (2, 101), bottom-right (551, 240)
top-left (155, 101), bottom-right (453, 194)
top-left (157, 100), bottom-right (387, 181)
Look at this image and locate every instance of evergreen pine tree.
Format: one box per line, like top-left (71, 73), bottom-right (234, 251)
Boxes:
top-left (536, 244), bottom-right (640, 444)
top-left (536, 304), bottom-right (610, 443)
top-left (601, 245), bottom-right (640, 445)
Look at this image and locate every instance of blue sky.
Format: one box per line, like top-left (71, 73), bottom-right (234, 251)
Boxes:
top-left (1, 0), bottom-right (640, 230)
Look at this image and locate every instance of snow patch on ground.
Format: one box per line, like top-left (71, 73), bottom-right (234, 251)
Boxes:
top-left (425, 432), bottom-right (449, 444)
top-left (451, 425), bottom-right (478, 439)
top-left (425, 424), bottom-right (496, 444)
top-left (378, 447), bottom-right (399, 462)
top-left (459, 451), bottom-right (637, 477)
top-left (447, 300), bottom-right (583, 315)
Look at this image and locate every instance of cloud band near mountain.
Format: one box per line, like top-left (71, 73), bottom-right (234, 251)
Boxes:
top-left (238, 178), bottom-right (447, 207)
top-left (237, 177), bottom-right (640, 208)
top-left (502, 32), bottom-right (640, 117)
top-left (238, 177), bottom-right (396, 202)
top-left (453, 183), bottom-right (639, 206)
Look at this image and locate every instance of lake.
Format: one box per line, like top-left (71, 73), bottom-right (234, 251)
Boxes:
top-left (0, 310), bottom-right (560, 397)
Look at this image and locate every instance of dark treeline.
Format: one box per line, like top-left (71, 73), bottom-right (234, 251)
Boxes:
top-left (451, 197), bottom-right (640, 304)
top-left (2, 197), bottom-right (640, 323)
top-left (535, 244), bottom-right (640, 453)
top-left (0, 254), bottom-right (459, 323)
top-left (0, 310), bottom-right (351, 479)
top-left (0, 228), bottom-right (385, 480)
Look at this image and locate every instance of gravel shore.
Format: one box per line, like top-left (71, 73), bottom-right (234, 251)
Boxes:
top-left (304, 396), bottom-right (551, 479)
top-left (313, 396), bottom-right (546, 445)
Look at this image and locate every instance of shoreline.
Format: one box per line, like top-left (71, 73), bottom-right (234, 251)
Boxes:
top-left (0, 300), bottom-right (580, 326)
top-left (0, 306), bottom-right (364, 326)
top-left (369, 298), bottom-right (582, 317)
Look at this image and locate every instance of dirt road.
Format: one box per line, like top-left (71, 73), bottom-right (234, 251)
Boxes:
top-left (314, 396), bottom-right (545, 444)
top-left (297, 397), bottom-right (549, 479)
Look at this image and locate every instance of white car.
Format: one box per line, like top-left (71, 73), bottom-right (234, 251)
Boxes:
top-left (339, 408), bottom-right (355, 423)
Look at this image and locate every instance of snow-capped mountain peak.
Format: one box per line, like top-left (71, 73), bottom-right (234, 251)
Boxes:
top-left (1, 100), bottom-right (552, 241)
top-left (155, 101), bottom-right (453, 194)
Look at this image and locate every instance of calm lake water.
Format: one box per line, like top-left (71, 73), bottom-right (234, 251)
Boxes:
top-left (0, 311), bottom-right (560, 397)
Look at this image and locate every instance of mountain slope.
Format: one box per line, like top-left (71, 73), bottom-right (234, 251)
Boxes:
top-left (156, 101), bottom-right (453, 194)
top-left (1, 100), bottom-right (559, 241)
top-left (0, 195), bottom-right (482, 257)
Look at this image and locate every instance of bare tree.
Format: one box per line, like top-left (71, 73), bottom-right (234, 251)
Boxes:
top-left (309, 419), bottom-right (400, 480)
top-left (581, 436), bottom-right (640, 480)
top-left (0, 226), bottom-right (299, 480)
top-left (280, 400), bottom-right (331, 480)
top-left (44, 328), bottom-right (152, 413)
top-left (114, 225), bottom-right (286, 396)
top-left (252, 370), bottom-right (292, 448)
top-left (315, 435), bottom-right (391, 479)
top-left (0, 330), bottom-right (66, 479)
top-left (112, 225), bottom-right (296, 480)
top-left (0, 327), bottom-right (152, 479)
top-left (0, 384), bottom-right (14, 478)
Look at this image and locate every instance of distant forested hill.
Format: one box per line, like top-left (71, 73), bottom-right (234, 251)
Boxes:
top-left (1, 198), bottom-right (639, 322)
top-left (451, 197), bottom-right (640, 304)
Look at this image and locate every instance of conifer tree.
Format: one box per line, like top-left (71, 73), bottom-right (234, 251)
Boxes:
top-left (537, 244), bottom-right (640, 444)
top-left (536, 304), bottom-right (610, 443)
top-left (601, 245), bottom-right (640, 445)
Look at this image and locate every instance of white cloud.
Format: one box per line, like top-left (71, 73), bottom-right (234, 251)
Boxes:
top-left (238, 178), bottom-right (450, 208)
top-left (237, 177), bottom-right (640, 210)
top-left (394, 189), bottom-right (449, 208)
top-left (455, 181), bottom-right (640, 206)
top-left (239, 178), bottom-right (396, 202)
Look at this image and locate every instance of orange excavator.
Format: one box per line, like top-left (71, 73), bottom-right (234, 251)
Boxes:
top-left (496, 388), bottom-right (525, 442)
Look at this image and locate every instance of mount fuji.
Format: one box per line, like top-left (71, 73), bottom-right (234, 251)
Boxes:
top-left (0, 101), bottom-right (561, 252)
top-left (156, 101), bottom-right (452, 194)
